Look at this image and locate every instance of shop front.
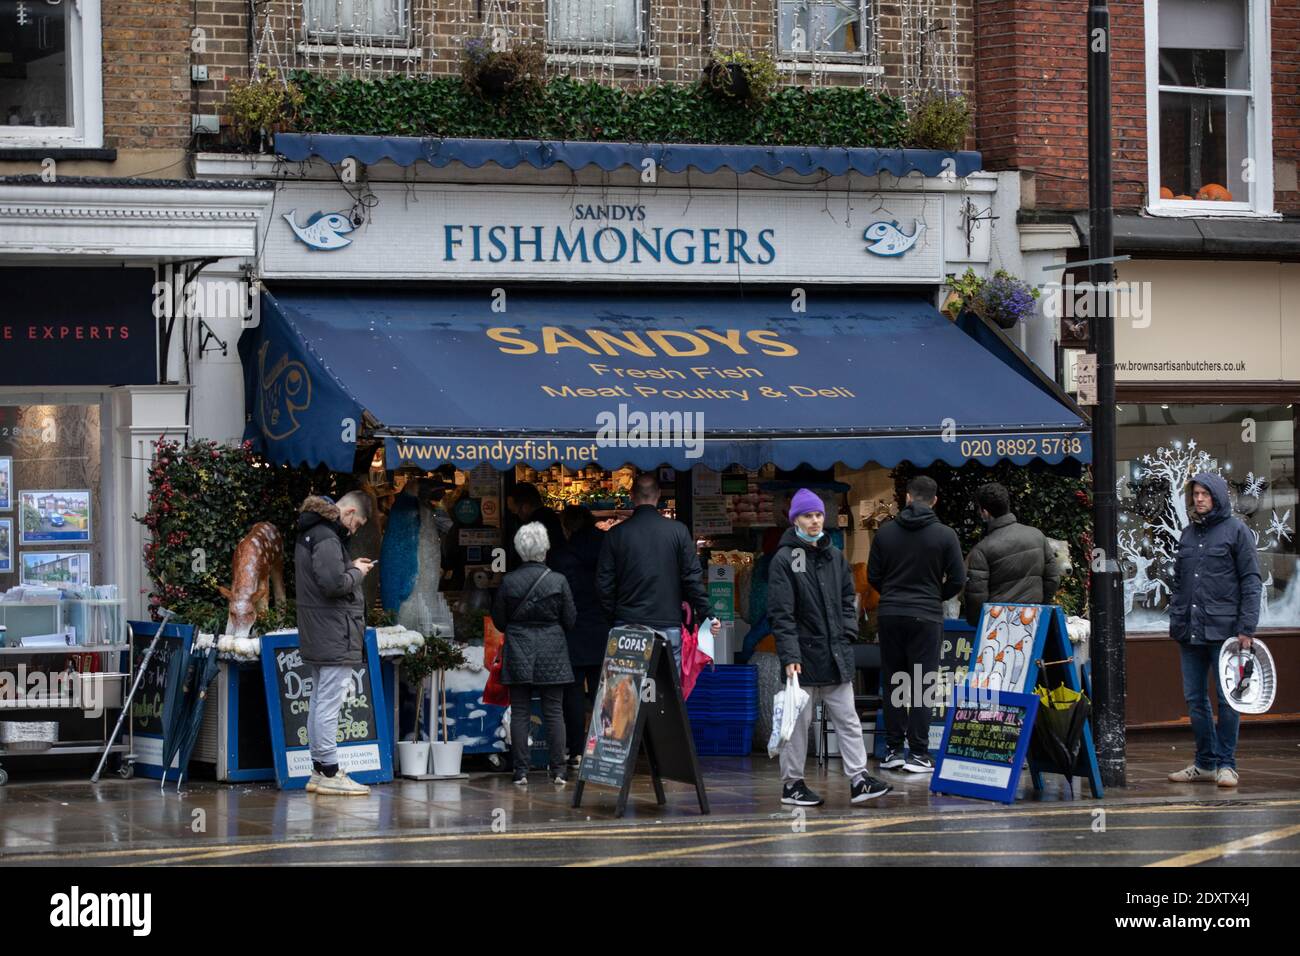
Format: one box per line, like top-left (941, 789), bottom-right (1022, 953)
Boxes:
top-left (226, 138), bottom-right (1093, 763)
top-left (1106, 258), bottom-right (1300, 726)
top-left (0, 180), bottom-right (265, 783)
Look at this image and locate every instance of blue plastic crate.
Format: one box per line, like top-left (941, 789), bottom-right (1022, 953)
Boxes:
top-left (690, 709), bottom-right (760, 725)
top-left (694, 665), bottom-right (757, 688)
top-left (691, 718), bottom-right (757, 756)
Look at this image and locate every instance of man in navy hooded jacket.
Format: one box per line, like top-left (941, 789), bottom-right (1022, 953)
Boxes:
top-left (1166, 472), bottom-right (1261, 789)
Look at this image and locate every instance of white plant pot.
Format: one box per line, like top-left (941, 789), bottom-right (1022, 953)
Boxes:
top-left (397, 740), bottom-right (431, 777)
top-left (430, 740), bottom-right (464, 777)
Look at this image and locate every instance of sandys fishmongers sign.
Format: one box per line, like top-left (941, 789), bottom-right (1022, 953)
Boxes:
top-left (263, 183), bottom-right (949, 283)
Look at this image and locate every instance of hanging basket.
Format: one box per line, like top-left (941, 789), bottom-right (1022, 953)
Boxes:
top-left (704, 60), bottom-right (751, 102)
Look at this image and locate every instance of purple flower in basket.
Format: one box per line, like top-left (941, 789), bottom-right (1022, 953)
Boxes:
top-left (464, 37), bottom-right (491, 65)
top-left (976, 270), bottom-right (1040, 330)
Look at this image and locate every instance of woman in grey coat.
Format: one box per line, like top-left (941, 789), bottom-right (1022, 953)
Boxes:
top-left (492, 521), bottom-right (577, 786)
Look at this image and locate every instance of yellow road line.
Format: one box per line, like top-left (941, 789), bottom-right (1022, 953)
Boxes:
top-left (1146, 822), bottom-right (1300, 867)
top-left (7, 797), bottom-right (1296, 866)
top-left (563, 817), bottom-right (908, 867)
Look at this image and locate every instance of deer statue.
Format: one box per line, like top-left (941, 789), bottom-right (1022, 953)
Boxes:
top-left (218, 522), bottom-right (287, 637)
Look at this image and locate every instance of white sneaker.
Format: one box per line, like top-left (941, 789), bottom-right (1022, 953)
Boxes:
top-left (315, 771), bottom-right (370, 796)
top-left (1167, 764), bottom-right (1215, 783)
top-left (1216, 767), bottom-right (1239, 788)
top-left (306, 772), bottom-right (324, 793)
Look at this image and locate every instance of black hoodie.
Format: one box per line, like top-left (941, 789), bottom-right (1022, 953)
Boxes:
top-left (867, 503), bottom-right (966, 622)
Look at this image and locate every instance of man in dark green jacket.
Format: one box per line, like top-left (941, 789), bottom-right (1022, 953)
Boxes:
top-left (769, 488), bottom-right (892, 807)
top-left (963, 482), bottom-right (1061, 625)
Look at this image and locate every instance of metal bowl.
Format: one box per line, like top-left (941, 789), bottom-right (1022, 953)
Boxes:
top-left (0, 721), bottom-right (59, 752)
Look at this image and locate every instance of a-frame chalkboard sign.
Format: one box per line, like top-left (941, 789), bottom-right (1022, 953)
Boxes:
top-left (573, 626), bottom-right (710, 818)
top-left (931, 603), bottom-right (1103, 802)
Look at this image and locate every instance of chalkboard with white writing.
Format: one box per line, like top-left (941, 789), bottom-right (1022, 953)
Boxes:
top-left (259, 629), bottom-right (393, 789)
top-left (930, 689), bottom-right (1040, 804)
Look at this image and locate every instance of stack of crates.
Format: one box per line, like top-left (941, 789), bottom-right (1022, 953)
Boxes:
top-left (686, 664), bottom-right (758, 756)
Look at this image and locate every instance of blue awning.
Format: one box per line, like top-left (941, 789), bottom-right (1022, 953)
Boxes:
top-left (240, 288), bottom-right (1090, 473)
top-left (274, 133), bottom-right (983, 179)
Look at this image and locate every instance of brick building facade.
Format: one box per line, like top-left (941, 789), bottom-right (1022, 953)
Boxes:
top-left (976, 0), bottom-right (1299, 215)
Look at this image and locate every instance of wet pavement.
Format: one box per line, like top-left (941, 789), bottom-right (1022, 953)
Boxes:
top-left (1, 735), bottom-right (1298, 866)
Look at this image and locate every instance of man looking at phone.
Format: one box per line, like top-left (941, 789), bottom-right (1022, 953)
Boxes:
top-left (294, 491), bottom-right (377, 796)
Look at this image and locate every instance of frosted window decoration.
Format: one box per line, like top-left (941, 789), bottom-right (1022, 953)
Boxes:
top-left (305, 0), bottom-right (408, 42)
top-left (1159, 0), bottom-right (1246, 51)
top-left (548, 0), bottom-right (642, 48)
top-left (1118, 406), bottom-right (1300, 632)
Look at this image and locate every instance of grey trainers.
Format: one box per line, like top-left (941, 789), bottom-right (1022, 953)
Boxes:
top-left (315, 771), bottom-right (370, 796)
top-left (1216, 767), bottom-right (1239, 788)
top-left (306, 772), bottom-right (324, 793)
top-left (1167, 764), bottom-right (1215, 783)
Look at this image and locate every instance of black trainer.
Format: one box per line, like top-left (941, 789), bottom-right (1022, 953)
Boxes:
top-left (781, 780), bottom-right (825, 807)
top-left (904, 753), bottom-right (934, 774)
top-left (851, 774), bottom-right (893, 803)
top-left (880, 748), bottom-right (906, 770)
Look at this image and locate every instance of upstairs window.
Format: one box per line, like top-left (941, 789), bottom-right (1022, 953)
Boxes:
top-left (304, 0), bottom-right (410, 45)
top-left (778, 0), bottom-right (872, 58)
top-left (547, 0), bottom-right (646, 50)
top-left (0, 0), bottom-right (101, 147)
top-left (1146, 0), bottom-right (1273, 214)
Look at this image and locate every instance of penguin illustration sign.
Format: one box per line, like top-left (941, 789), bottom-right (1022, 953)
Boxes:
top-left (283, 210), bottom-right (357, 250)
top-left (969, 603), bottom-right (1044, 694)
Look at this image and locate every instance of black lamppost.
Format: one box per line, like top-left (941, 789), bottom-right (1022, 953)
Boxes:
top-left (1088, 0), bottom-right (1127, 788)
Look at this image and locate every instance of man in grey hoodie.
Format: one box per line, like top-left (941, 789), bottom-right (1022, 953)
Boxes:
top-left (867, 476), bottom-right (966, 773)
top-left (1166, 472), bottom-right (1261, 789)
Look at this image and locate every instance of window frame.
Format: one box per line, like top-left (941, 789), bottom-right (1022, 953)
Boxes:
top-left (1144, 0), bottom-right (1275, 218)
top-left (302, 0), bottom-right (412, 48)
top-left (775, 0), bottom-right (875, 64)
top-left (545, 0), bottom-right (649, 54)
top-left (0, 0), bottom-right (103, 149)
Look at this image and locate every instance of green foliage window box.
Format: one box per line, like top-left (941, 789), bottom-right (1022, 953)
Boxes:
top-left (291, 73), bottom-right (910, 149)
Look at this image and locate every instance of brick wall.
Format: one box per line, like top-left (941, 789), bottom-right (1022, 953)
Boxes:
top-left (100, 0), bottom-right (191, 152)
top-left (195, 1), bottom-right (977, 111)
top-left (976, 0), bottom-right (1300, 214)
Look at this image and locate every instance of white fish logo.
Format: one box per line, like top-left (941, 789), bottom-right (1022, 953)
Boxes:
top-left (283, 210), bottom-right (356, 251)
top-left (863, 219), bottom-right (925, 257)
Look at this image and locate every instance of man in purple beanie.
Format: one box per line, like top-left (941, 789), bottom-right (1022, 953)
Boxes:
top-left (768, 488), bottom-right (892, 807)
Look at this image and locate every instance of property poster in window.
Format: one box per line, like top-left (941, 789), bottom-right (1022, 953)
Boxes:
top-left (19, 489), bottom-right (92, 545)
top-left (0, 520), bottom-right (11, 574)
top-left (20, 551), bottom-right (90, 588)
top-left (0, 405), bottom-right (102, 586)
